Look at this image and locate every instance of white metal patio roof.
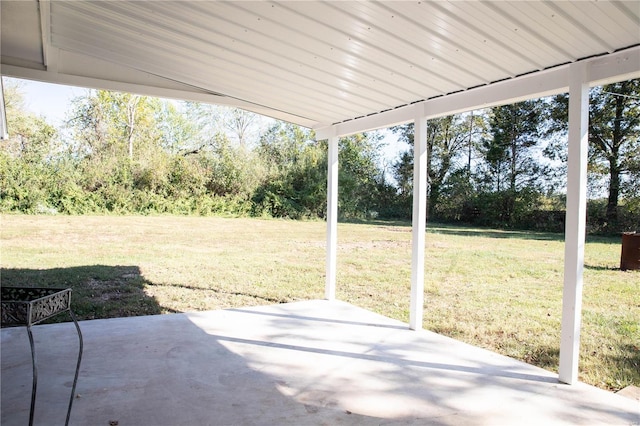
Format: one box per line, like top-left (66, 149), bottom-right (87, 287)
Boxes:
top-left (2, 1), bottom-right (639, 133)
top-left (1, 0), bottom-right (639, 387)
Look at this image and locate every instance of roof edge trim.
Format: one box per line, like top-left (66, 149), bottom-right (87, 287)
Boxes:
top-left (315, 46), bottom-right (640, 140)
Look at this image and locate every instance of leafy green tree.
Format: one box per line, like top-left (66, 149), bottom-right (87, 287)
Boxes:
top-left (206, 136), bottom-right (265, 200)
top-left (1, 79), bottom-right (57, 163)
top-left (256, 121), bottom-right (313, 169)
top-left (65, 90), bottom-right (186, 211)
top-left (589, 81), bottom-right (640, 222)
top-left (253, 122), bottom-right (326, 218)
top-left (0, 79), bottom-right (63, 213)
top-left (392, 150), bottom-right (413, 198)
top-left (390, 113), bottom-right (483, 219)
top-left (338, 132), bottom-right (387, 219)
top-left (624, 141), bottom-right (640, 198)
top-left (184, 103), bottom-right (266, 150)
top-left (548, 79), bottom-right (640, 227)
top-left (156, 102), bottom-right (199, 155)
top-left (67, 90), bottom-right (162, 160)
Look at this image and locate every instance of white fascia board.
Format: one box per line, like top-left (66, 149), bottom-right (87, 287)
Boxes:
top-left (315, 65), bottom-right (568, 140)
top-left (315, 46), bottom-right (640, 139)
top-left (0, 63), bottom-right (319, 128)
top-left (315, 105), bottom-right (416, 140)
top-left (589, 47), bottom-right (640, 87)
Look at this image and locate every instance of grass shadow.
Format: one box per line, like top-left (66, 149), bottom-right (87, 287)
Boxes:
top-left (1, 265), bottom-right (165, 322)
top-left (522, 345), bottom-right (560, 373)
top-left (343, 219), bottom-right (565, 241)
top-left (158, 281), bottom-right (291, 305)
top-left (608, 343), bottom-right (640, 391)
top-left (426, 223), bottom-right (565, 242)
top-left (584, 264), bottom-right (622, 271)
top-left (352, 220), bottom-right (624, 246)
top-left (339, 218), bottom-right (413, 228)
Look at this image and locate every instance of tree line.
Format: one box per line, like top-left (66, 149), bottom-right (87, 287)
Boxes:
top-left (1, 78), bottom-right (638, 234)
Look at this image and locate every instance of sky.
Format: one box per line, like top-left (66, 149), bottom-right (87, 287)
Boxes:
top-left (5, 77), bottom-right (87, 127)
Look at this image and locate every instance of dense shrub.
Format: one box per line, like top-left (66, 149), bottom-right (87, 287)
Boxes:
top-left (0, 154), bottom-right (248, 217)
top-left (586, 198), bottom-right (640, 234)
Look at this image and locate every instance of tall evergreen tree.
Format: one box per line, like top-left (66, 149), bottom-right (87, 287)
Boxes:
top-left (479, 100), bottom-right (544, 193)
top-left (588, 81), bottom-right (640, 224)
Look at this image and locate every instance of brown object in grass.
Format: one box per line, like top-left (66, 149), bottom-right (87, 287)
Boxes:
top-left (620, 232), bottom-right (640, 271)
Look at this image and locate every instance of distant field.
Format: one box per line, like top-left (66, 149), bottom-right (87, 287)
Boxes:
top-left (1, 215), bottom-right (637, 391)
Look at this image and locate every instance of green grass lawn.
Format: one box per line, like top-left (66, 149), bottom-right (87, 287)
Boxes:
top-left (1, 215), bottom-right (637, 391)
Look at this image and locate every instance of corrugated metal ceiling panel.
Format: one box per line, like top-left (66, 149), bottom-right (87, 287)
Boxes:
top-left (3, 1), bottom-right (639, 128)
top-left (0, 1), bottom-right (43, 64)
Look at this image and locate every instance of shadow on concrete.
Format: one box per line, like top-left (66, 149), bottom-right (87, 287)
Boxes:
top-left (184, 301), bottom-right (639, 425)
top-left (227, 307), bottom-right (408, 330)
top-left (1, 306), bottom-right (415, 425)
top-left (206, 333), bottom-right (558, 384)
top-left (3, 301), bottom-right (638, 425)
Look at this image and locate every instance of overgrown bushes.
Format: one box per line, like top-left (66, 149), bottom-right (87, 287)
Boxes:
top-left (4, 147), bottom-right (639, 235)
top-left (3, 80), bottom-right (638, 235)
top-left (429, 188), bottom-right (639, 234)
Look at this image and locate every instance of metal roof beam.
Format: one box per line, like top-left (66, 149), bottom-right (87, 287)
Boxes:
top-left (315, 46), bottom-right (640, 139)
top-left (38, 0), bottom-right (56, 71)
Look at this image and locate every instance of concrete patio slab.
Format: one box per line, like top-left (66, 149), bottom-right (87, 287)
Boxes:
top-left (2, 300), bottom-right (638, 425)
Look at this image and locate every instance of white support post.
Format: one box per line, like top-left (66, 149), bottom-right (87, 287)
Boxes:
top-left (325, 135), bottom-right (339, 300)
top-left (559, 62), bottom-right (589, 385)
top-left (0, 79), bottom-right (8, 140)
top-left (410, 110), bottom-right (428, 330)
